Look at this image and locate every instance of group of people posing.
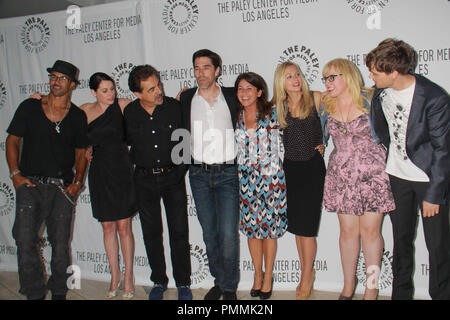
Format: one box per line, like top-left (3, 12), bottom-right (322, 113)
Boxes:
top-left (5, 38), bottom-right (450, 301)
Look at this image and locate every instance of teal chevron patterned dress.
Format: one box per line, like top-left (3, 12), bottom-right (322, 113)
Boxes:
top-left (235, 107), bottom-right (288, 239)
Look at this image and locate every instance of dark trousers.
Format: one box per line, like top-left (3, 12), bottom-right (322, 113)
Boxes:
top-left (389, 175), bottom-right (450, 300)
top-left (134, 167), bottom-right (191, 287)
top-left (12, 181), bottom-right (75, 299)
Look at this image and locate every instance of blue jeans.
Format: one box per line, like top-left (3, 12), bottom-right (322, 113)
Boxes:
top-left (189, 165), bottom-right (240, 292)
top-left (12, 179), bottom-right (75, 299)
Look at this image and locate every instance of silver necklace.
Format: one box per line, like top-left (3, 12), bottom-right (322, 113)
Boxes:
top-left (48, 99), bottom-right (69, 134)
top-left (337, 105), bottom-right (352, 135)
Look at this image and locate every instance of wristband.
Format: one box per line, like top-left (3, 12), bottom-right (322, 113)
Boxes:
top-left (74, 180), bottom-right (83, 188)
top-left (10, 169), bottom-right (21, 179)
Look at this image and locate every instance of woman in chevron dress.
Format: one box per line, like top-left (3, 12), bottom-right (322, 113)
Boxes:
top-left (235, 72), bottom-right (287, 299)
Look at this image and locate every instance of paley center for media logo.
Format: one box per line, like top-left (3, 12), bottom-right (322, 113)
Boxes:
top-left (112, 62), bottom-right (137, 100)
top-left (0, 181), bottom-right (15, 217)
top-left (277, 44), bottom-right (320, 85)
top-left (162, 0), bottom-right (199, 35)
top-left (356, 249), bottom-right (393, 291)
top-left (0, 80), bottom-right (7, 110)
top-left (20, 16), bottom-right (51, 53)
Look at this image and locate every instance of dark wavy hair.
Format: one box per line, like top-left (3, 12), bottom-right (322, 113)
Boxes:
top-left (234, 72), bottom-right (272, 121)
top-left (366, 38), bottom-right (417, 74)
top-left (128, 64), bottom-right (160, 93)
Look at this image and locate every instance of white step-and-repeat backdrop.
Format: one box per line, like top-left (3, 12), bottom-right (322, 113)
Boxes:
top-left (0, 0), bottom-right (448, 299)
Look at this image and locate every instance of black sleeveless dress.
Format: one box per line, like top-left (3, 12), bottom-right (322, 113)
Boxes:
top-left (87, 99), bottom-right (137, 222)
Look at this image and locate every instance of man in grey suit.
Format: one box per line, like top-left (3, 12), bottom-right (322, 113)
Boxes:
top-left (366, 38), bottom-right (450, 300)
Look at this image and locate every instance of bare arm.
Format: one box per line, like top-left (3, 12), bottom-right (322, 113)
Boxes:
top-left (5, 134), bottom-right (35, 189)
top-left (64, 148), bottom-right (88, 197)
top-left (312, 90), bottom-right (325, 156)
top-left (29, 92), bottom-right (43, 100)
top-left (176, 87), bottom-right (189, 101)
top-left (78, 103), bottom-right (93, 162)
top-left (313, 90), bottom-right (329, 113)
top-left (118, 98), bottom-right (132, 113)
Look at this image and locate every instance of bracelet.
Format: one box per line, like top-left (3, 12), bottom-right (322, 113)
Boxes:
top-left (74, 180), bottom-right (83, 188)
top-left (9, 169), bottom-right (21, 179)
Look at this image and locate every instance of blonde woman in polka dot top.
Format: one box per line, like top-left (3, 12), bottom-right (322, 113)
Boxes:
top-left (272, 61), bottom-right (325, 300)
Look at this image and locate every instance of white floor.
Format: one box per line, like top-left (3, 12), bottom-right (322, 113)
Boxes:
top-left (0, 271), bottom-right (390, 300)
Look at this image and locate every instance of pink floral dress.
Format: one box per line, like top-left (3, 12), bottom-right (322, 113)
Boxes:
top-left (323, 114), bottom-right (395, 215)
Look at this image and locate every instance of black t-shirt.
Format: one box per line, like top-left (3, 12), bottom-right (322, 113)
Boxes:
top-left (7, 98), bottom-right (89, 181)
top-left (124, 96), bottom-right (184, 168)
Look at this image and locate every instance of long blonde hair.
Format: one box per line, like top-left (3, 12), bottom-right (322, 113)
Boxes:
top-left (321, 58), bottom-right (373, 115)
top-left (271, 61), bottom-right (315, 128)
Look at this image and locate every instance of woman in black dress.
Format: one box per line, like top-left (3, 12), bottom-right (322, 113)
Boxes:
top-left (271, 62), bottom-right (325, 300)
top-left (80, 73), bottom-right (136, 299)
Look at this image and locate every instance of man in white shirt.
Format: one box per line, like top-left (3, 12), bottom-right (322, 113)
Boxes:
top-left (366, 38), bottom-right (450, 300)
top-left (180, 49), bottom-right (240, 300)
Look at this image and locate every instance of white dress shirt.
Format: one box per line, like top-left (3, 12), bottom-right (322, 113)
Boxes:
top-left (190, 88), bottom-right (236, 164)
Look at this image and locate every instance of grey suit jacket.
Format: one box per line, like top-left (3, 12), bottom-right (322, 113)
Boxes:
top-left (371, 74), bottom-right (450, 204)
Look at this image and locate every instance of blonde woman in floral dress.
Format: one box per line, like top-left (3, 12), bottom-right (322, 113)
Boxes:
top-left (318, 59), bottom-right (395, 300)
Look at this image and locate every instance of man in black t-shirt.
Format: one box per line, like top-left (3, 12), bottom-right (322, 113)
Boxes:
top-left (124, 65), bottom-right (192, 300)
top-left (5, 60), bottom-right (89, 300)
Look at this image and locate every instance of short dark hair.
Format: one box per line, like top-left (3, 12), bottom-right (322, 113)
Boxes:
top-left (128, 64), bottom-right (160, 93)
top-left (234, 72), bottom-right (272, 121)
top-left (366, 38), bottom-right (417, 75)
top-left (89, 72), bottom-right (115, 91)
top-left (192, 49), bottom-right (222, 78)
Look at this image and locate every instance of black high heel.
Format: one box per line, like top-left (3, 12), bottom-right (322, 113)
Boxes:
top-left (259, 276), bottom-right (274, 300)
top-left (250, 272), bottom-right (263, 297)
top-left (250, 288), bottom-right (261, 297)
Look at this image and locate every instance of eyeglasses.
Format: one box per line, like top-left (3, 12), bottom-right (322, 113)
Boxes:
top-left (321, 74), bottom-right (343, 84)
top-left (49, 74), bottom-right (70, 82)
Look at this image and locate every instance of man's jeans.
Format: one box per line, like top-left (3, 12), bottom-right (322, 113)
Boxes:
top-left (12, 180), bottom-right (75, 299)
top-left (189, 164), bottom-right (240, 292)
